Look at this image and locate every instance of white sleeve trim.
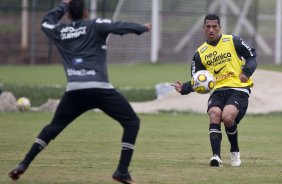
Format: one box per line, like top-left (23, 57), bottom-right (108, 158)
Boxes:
top-left (42, 21), bottom-right (56, 29)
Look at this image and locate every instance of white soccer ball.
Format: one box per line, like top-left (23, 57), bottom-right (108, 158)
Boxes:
top-left (191, 70), bottom-right (215, 94)
top-left (16, 97), bottom-right (31, 111)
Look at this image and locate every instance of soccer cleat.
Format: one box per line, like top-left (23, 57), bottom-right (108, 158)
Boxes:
top-left (230, 152), bottom-right (241, 166)
top-left (210, 154), bottom-right (223, 167)
top-left (112, 169), bottom-right (136, 184)
top-left (8, 163), bottom-right (27, 181)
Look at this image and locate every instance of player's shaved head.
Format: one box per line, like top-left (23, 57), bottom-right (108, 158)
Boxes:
top-left (204, 14), bottom-right (220, 25)
top-left (68, 0), bottom-right (86, 21)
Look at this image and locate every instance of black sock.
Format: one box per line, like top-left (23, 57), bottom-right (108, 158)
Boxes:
top-left (225, 123), bottom-right (239, 152)
top-left (19, 120), bottom-right (74, 171)
top-left (118, 147), bottom-right (134, 173)
top-left (19, 123), bottom-right (58, 169)
top-left (118, 126), bottom-right (139, 174)
top-left (209, 124), bottom-right (222, 157)
top-left (20, 138), bottom-right (48, 169)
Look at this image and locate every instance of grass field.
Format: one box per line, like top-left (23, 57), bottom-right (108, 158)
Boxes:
top-left (0, 64), bottom-right (189, 88)
top-left (0, 64), bottom-right (282, 183)
top-left (0, 111), bottom-right (282, 184)
top-left (1, 63), bottom-right (282, 88)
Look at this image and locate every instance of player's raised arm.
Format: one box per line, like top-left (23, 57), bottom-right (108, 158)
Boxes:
top-left (95, 18), bottom-right (151, 36)
top-left (41, 2), bottom-right (68, 29)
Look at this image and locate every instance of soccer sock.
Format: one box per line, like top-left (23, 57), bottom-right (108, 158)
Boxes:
top-left (20, 124), bottom-right (56, 167)
top-left (225, 123), bottom-right (239, 152)
top-left (19, 122), bottom-right (68, 170)
top-left (209, 124), bottom-right (222, 157)
top-left (118, 126), bottom-right (139, 173)
top-left (20, 138), bottom-right (48, 169)
top-left (118, 143), bottom-right (134, 173)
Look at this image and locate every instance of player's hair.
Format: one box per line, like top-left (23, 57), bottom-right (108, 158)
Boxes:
top-left (204, 14), bottom-right (220, 25)
top-left (68, 0), bottom-right (85, 21)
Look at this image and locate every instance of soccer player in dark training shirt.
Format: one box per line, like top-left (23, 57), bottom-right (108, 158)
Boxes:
top-left (172, 14), bottom-right (257, 167)
top-left (9, 0), bottom-right (152, 183)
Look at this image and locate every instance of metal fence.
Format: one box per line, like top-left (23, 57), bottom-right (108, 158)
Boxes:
top-left (0, 0), bottom-right (281, 65)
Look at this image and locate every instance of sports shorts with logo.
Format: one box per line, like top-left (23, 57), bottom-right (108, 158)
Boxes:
top-left (207, 89), bottom-right (249, 124)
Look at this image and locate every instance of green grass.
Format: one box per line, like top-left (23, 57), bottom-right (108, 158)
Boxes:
top-left (0, 65), bottom-right (66, 86)
top-left (0, 112), bottom-right (282, 184)
top-left (0, 63), bottom-right (281, 87)
top-left (257, 64), bottom-right (282, 72)
top-left (0, 64), bottom-right (190, 88)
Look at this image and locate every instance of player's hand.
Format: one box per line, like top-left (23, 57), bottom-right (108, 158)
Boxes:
top-left (239, 73), bottom-right (248, 83)
top-left (144, 23), bottom-right (152, 32)
top-left (171, 81), bottom-right (183, 93)
top-left (62, 0), bottom-right (71, 4)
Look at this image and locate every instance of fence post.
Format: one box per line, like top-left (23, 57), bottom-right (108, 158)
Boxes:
top-left (21, 0), bottom-right (28, 50)
top-left (275, 0), bottom-right (282, 64)
top-left (30, 0), bottom-right (37, 64)
top-left (90, 0), bottom-right (97, 19)
top-left (151, 0), bottom-right (159, 63)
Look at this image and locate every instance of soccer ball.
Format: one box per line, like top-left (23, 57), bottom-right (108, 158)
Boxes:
top-left (16, 97), bottom-right (31, 111)
top-left (191, 70), bottom-right (215, 94)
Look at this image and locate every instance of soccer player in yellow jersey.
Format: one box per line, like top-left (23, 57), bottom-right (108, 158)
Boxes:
top-left (173, 14), bottom-right (257, 167)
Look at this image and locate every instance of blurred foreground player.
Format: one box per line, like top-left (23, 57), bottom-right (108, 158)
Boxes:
top-left (9, 0), bottom-right (151, 183)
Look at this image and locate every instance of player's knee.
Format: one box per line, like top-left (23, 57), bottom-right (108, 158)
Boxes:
top-left (123, 117), bottom-right (140, 129)
top-left (130, 118), bottom-right (140, 129)
top-left (208, 108), bottom-right (221, 123)
top-left (221, 114), bottom-right (235, 126)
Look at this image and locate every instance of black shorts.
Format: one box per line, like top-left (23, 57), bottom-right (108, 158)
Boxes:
top-left (207, 89), bottom-right (249, 124)
top-left (51, 88), bottom-right (139, 128)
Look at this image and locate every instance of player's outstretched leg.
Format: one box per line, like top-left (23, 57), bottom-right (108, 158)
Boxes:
top-left (8, 120), bottom-right (69, 181)
top-left (8, 138), bottom-right (47, 181)
top-left (112, 124), bottom-right (139, 184)
top-left (101, 90), bottom-right (140, 183)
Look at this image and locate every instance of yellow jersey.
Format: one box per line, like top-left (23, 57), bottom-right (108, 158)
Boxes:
top-left (197, 35), bottom-right (253, 90)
